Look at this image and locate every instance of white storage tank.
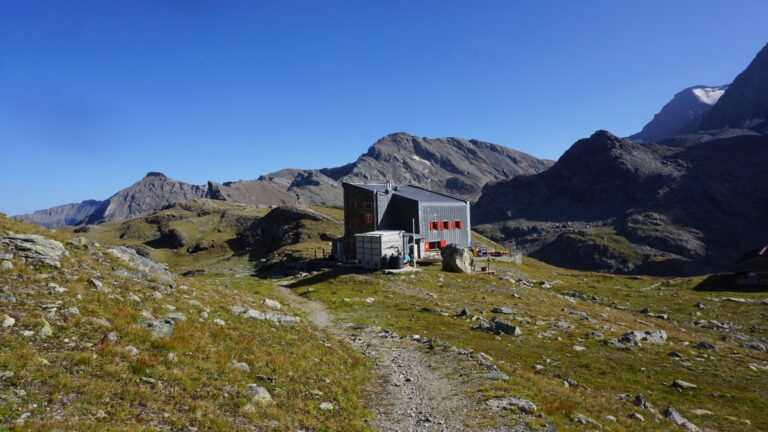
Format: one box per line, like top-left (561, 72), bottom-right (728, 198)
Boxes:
top-left (355, 230), bottom-right (405, 269)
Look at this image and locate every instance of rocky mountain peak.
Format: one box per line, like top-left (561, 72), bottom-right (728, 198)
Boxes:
top-left (630, 85), bottom-right (729, 143)
top-left (144, 171), bottom-right (168, 178)
top-left (699, 43), bottom-right (768, 132)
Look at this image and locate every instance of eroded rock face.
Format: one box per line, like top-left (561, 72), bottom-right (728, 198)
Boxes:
top-left (0, 234), bottom-right (67, 268)
top-left (441, 244), bottom-right (473, 273)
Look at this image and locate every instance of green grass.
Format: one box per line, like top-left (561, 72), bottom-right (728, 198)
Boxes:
top-left (290, 258), bottom-right (768, 431)
top-left (0, 214), bottom-right (371, 431)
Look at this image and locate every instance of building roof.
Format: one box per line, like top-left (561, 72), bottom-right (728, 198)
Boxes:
top-left (737, 245), bottom-right (768, 263)
top-left (354, 230), bottom-right (404, 237)
top-left (344, 182), bottom-right (467, 204)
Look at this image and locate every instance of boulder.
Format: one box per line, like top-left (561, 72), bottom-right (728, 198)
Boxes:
top-left (663, 406), bottom-right (700, 431)
top-left (441, 244), bottom-right (473, 273)
top-left (139, 317), bottom-right (175, 339)
top-left (0, 234), bottom-right (67, 267)
top-left (477, 316), bottom-right (521, 336)
top-left (620, 330), bottom-right (667, 345)
top-left (486, 397), bottom-right (537, 413)
top-left (246, 384), bottom-right (273, 404)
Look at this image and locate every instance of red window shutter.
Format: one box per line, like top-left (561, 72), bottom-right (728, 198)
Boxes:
top-left (425, 242), bottom-right (431, 251)
top-left (440, 240), bottom-right (446, 247)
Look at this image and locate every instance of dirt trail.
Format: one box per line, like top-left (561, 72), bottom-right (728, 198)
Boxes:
top-left (273, 283), bottom-right (480, 431)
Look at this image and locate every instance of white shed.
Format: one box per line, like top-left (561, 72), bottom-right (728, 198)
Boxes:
top-left (355, 230), bottom-right (405, 269)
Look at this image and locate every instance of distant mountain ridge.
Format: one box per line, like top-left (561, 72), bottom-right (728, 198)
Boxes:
top-left (631, 43), bottom-right (768, 143)
top-left (16, 132), bottom-right (550, 228)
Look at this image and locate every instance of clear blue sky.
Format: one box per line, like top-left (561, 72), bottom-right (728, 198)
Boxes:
top-left (1, 1), bottom-right (766, 215)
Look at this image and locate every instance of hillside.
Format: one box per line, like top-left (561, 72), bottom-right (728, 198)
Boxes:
top-left (0, 213), bottom-right (370, 430)
top-left (473, 130), bottom-right (768, 275)
top-left (16, 133), bottom-right (550, 228)
top-left (71, 199), bottom-right (343, 278)
top-left (2, 211), bottom-right (766, 431)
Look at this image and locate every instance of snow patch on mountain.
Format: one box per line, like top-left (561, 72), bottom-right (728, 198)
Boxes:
top-left (691, 86), bottom-right (726, 105)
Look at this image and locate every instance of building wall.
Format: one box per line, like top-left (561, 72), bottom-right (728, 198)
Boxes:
top-left (342, 184), bottom-right (378, 258)
top-left (736, 256), bottom-right (768, 273)
top-left (419, 202), bottom-right (471, 248)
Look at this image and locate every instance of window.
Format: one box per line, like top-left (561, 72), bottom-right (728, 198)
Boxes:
top-left (442, 220), bottom-right (450, 230)
top-left (363, 202), bottom-right (373, 210)
top-left (454, 220), bottom-right (463, 230)
top-left (426, 240), bottom-right (446, 251)
top-left (430, 221), bottom-right (440, 231)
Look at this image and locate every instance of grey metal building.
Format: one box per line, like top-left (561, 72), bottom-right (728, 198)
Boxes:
top-left (340, 182), bottom-right (471, 260)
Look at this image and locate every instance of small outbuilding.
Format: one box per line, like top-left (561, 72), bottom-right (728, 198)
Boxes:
top-left (735, 245), bottom-right (768, 287)
top-left (355, 230), bottom-right (407, 270)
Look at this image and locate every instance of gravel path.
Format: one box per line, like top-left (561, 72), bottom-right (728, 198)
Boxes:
top-left (274, 284), bottom-right (469, 430)
top-left (274, 282), bottom-right (534, 432)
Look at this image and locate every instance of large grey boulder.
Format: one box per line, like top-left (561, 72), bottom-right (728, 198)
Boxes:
top-left (441, 244), bottom-right (473, 273)
top-left (139, 317), bottom-right (175, 339)
top-left (0, 234), bottom-right (67, 268)
top-left (620, 330), bottom-right (667, 345)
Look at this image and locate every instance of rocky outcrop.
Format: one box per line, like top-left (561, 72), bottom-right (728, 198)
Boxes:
top-left (0, 234), bottom-right (68, 268)
top-left (441, 244), bottom-right (473, 273)
top-left (107, 246), bottom-right (173, 281)
top-left (236, 206), bottom-right (334, 255)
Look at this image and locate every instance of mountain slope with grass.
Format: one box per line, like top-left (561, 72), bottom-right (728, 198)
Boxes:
top-left (0, 213), bottom-right (370, 430)
top-left (3, 206), bottom-right (767, 431)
